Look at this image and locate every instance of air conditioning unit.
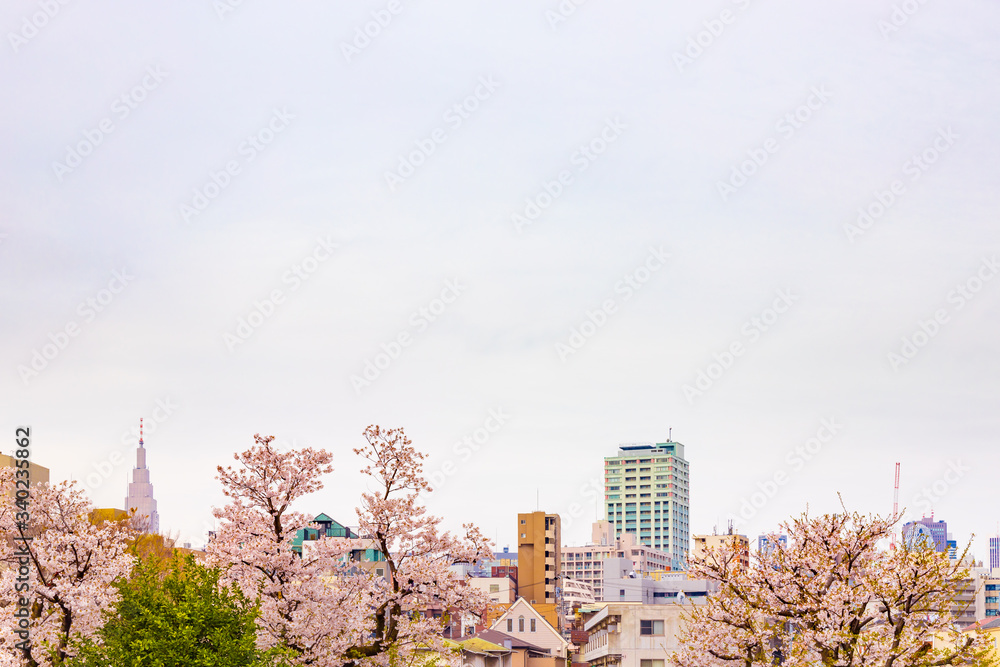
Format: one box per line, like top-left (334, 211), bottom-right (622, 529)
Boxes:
top-left (606, 624), bottom-right (618, 633)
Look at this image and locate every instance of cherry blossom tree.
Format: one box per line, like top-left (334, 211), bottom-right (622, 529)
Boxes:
top-left (0, 469), bottom-right (136, 667)
top-left (207, 426), bottom-right (491, 667)
top-left (206, 434), bottom-right (352, 664)
top-left (340, 425), bottom-right (493, 667)
top-left (675, 507), bottom-right (994, 667)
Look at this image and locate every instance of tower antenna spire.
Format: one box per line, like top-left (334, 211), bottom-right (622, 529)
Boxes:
top-left (139, 417), bottom-right (144, 446)
top-left (891, 462), bottom-right (900, 548)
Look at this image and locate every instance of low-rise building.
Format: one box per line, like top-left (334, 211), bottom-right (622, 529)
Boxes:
top-left (0, 454), bottom-right (49, 489)
top-left (471, 628), bottom-right (562, 667)
top-left (601, 558), bottom-right (716, 604)
top-left (582, 602), bottom-right (688, 667)
top-left (492, 597), bottom-right (569, 658)
top-left (471, 576), bottom-right (518, 605)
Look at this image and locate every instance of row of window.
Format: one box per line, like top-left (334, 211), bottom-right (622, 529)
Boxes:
top-left (506, 617), bottom-right (536, 633)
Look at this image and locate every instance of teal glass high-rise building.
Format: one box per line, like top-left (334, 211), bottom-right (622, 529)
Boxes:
top-left (604, 440), bottom-right (689, 570)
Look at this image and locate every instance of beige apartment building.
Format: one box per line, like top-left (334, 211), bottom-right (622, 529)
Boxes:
top-left (0, 454), bottom-right (49, 488)
top-left (582, 602), bottom-right (688, 667)
top-left (691, 532), bottom-right (749, 569)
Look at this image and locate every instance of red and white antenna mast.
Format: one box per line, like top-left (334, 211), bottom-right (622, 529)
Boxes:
top-left (139, 417), bottom-right (144, 446)
top-left (891, 462), bottom-right (901, 549)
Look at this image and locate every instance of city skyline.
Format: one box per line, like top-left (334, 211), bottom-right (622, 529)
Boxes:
top-left (2, 1), bottom-right (998, 557)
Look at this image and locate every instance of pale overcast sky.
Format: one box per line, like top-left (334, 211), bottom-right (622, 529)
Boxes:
top-left (2, 1), bottom-right (998, 557)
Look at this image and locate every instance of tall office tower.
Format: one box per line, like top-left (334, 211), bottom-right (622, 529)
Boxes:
top-left (124, 418), bottom-right (160, 534)
top-left (517, 511), bottom-right (561, 608)
top-left (604, 439), bottom-right (689, 570)
top-left (901, 517), bottom-right (948, 552)
top-left (991, 536), bottom-right (1000, 570)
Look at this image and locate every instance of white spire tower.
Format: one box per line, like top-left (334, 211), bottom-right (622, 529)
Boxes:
top-left (125, 418), bottom-right (160, 533)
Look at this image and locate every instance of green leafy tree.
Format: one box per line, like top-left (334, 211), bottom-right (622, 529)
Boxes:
top-left (71, 554), bottom-right (285, 667)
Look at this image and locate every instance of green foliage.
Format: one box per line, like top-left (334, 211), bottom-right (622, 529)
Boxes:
top-left (70, 554), bottom-right (280, 667)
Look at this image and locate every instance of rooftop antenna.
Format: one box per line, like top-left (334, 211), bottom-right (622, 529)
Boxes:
top-left (891, 462), bottom-right (900, 549)
top-left (139, 417), bottom-right (144, 447)
top-left (668, 427), bottom-right (673, 442)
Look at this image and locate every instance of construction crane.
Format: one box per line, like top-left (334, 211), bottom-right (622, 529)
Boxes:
top-left (891, 462), bottom-right (901, 549)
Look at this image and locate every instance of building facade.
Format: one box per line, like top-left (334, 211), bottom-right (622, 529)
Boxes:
top-left (983, 569), bottom-right (1000, 618)
top-left (470, 576), bottom-right (518, 605)
top-left (492, 598), bottom-right (569, 658)
top-left (518, 512), bottom-right (561, 608)
top-left (582, 602), bottom-right (688, 667)
top-left (603, 441), bottom-right (689, 569)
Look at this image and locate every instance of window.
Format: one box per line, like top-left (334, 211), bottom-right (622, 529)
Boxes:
top-left (530, 618), bottom-right (536, 632)
top-left (376, 568), bottom-right (384, 577)
top-left (520, 519), bottom-right (526, 524)
top-left (521, 533), bottom-right (526, 538)
top-left (490, 584), bottom-right (500, 593)
top-left (519, 616), bottom-right (525, 632)
top-left (507, 619), bottom-right (513, 632)
top-left (640, 620), bottom-right (664, 635)
top-left (641, 660), bottom-right (665, 667)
